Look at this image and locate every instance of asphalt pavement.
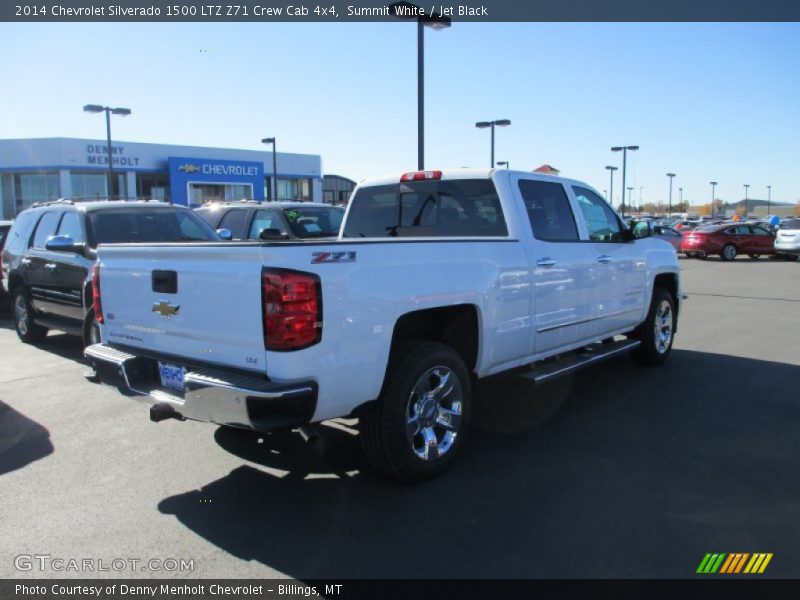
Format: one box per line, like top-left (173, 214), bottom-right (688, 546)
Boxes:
top-left (1, 256), bottom-right (799, 579)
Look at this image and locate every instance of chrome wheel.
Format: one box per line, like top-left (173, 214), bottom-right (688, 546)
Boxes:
top-left (405, 366), bottom-right (463, 461)
top-left (14, 293), bottom-right (29, 337)
top-left (723, 244), bottom-right (737, 261)
top-left (653, 299), bottom-right (674, 355)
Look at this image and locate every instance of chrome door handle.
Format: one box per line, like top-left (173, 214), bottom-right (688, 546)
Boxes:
top-left (597, 255), bottom-right (612, 263)
top-left (44, 263), bottom-right (57, 270)
top-left (536, 258), bottom-right (556, 267)
top-left (20, 258), bottom-right (31, 265)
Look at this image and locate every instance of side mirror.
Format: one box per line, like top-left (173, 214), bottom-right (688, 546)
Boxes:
top-left (45, 235), bottom-right (85, 254)
top-left (216, 228), bottom-right (233, 241)
top-left (258, 228), bottom-right (290, 241)
top-left (620, 227), bottom-right (637, 243)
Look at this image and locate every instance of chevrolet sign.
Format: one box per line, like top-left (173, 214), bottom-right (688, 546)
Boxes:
top-left (178, 164), bottom-right (200, 173)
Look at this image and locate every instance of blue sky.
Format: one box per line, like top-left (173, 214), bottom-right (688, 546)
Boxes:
top-left (2, 22), bottom-right (798, 207)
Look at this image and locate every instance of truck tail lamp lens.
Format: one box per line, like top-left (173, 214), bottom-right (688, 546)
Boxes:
top-left (261, 268), bottom-right (322, 351)
top-left (400, 170), bottom-right (442, 182)
top-left (92, 264), bottom-right (104, 324)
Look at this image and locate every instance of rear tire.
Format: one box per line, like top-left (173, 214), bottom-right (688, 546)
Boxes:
top-left (360, 341), bottom-right (472, 482)
top-left (721, 244), bottom-right (737, 261)
top-left (83, 308), bottom-right (101, 348)
top-left (12, 287), bottom-right (48, 343)
top-left (630, 288), bottom-right (675, 366)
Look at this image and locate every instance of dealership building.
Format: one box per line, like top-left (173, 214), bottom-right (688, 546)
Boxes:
top-left (0, 138), bottom-right (324, 219)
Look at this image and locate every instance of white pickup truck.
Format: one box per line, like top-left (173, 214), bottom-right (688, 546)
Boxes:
top-left (86, 168), bottom-right (682, 481)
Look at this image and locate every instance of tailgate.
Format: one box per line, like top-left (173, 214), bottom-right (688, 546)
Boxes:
top-left (97, 244), bottom-right (267, 372)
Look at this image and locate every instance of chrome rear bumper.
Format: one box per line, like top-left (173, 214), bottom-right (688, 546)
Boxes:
top-left (84, 343), bottom-right (317, 431)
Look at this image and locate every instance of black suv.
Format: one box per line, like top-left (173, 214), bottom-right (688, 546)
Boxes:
top-left (1, 200), bottom-right (219, 346)
top-left (195, 201), bottom-right (344, 240)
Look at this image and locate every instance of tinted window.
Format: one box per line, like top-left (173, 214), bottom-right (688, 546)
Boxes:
top-left (87, 209), bottom-right (218, 246)
top-left (57, 211), bottom-right (85, 243)
top-left (32, 211), bottom-right (61, 249)
top-left (218, 209), bottom-right (248, 238)
top-left (249, 209), bottom-right (286, 239)
top-left (283, 206), bottom-right (344, 238)
top-left (518, 180), bottom-right (579, 242)
top-left (750, 226), bottom-right (771, 236)
top-left (779, 218), bottom-right (800, 230)
top-left (573, 186), bottom-right (624, 242)
top-left (4, 212), bottom-right (38, 255)
top-left (343, 179), bottom-right (507, 238)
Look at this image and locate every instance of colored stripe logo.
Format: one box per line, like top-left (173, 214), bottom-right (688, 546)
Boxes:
top-left (697, 553), bottom-right (773, 574)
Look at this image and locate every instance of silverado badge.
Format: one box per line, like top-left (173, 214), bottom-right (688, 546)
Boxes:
top-left (152, 301), bottom-right (180, 317)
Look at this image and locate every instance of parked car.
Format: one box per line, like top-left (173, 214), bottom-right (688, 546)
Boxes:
top-left (681, 223), bottom-right (776, 260)
top-left (195, 201), bottom-right (345, 240)
top-left (631, 220), bottom-right (682, 253)
top-left (774, 217), bottom-right (800, 260)
top-left (1, 199), bottom-right (219, 346)
top-left (0, 220), bottom-right (12, 308)
top-left (86, 168), bottom-right (682, 482)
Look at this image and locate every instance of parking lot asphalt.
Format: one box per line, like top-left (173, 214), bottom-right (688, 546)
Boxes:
top-left (1, 256), bottom-right (799, 579)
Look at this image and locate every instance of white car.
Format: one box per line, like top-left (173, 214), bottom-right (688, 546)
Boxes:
top-left (86, 168), bottom-right (682, 481)
top-left (774, 218), bottom-right (800, 260)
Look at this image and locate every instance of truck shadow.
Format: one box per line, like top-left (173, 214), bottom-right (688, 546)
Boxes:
top-left (0, 400), bottom-right (54, 476)
top-left (157, 350), bottom-right (800, 578)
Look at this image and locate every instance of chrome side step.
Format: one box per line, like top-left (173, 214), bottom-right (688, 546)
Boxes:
top-left (522, 339), bottom-right (641, 385)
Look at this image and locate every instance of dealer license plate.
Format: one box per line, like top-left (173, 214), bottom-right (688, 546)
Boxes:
top-left (158, 361), bottom-right (186, 392)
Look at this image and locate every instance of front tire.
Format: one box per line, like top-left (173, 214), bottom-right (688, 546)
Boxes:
top-left (630, 288), bottom-right (675, 366)
top-left (12, 287), bottom-right (48, 343)
top-left (360, 341), bottom-right (472, 482)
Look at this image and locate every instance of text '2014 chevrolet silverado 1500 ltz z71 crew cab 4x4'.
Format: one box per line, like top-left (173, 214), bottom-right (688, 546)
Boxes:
top-left (86, 168), bottom-right (682, 482)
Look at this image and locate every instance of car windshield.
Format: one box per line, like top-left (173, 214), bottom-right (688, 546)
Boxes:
top-left (779, 218), bottom-right (800, 230)
top-left (87, 208), bottom-right (219, 246)
top-left (282, 206), bottom-right (344, 238)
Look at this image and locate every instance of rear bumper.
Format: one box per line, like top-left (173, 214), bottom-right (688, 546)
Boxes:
top-left (84, 343), bottom-right (317, 432)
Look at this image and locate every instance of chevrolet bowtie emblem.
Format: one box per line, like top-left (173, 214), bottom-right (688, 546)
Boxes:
top-left (178, 163), bottom-right (200, 173)
top-left (152, 301), bottom-right (180, 317)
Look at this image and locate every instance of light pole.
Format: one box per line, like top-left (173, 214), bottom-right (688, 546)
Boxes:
top-left (666, 173), bottom-right (675, 219)
top-left (476, 119), bottom-right (511, 168)
top-left (710, 181), bottom-right (717, 217)
top-left (496, 161), bottom-right (509, 169)
top-left (639, 186), bottom-right (644, 211)
top-left (743, 184), bottom-right (750, 218)
top-left (261, 138), bottom-right (279, 201)
top-left (767, 185), bottom-right (772, 215)
top-left (627, 187), bottom-right (633, 214)
top-left (611, 145), bottom-right (639, 217)
top-left (390, 1), bottom-right (451, 170)
top-left (679, 187), bottom-right (683, 213)
top-left (83, 104), bottom-right (131, 198)
top-left (605, 165), bottom-right (618, 208)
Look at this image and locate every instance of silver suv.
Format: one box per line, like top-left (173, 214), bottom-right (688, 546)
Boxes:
top-left (774, 217), bottom-right (800, 260)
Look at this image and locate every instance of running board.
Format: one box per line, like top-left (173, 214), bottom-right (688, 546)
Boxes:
top-left (34, 317), bottom-right (83, 337)
top-left (522, 339), bottom-right (641, 385)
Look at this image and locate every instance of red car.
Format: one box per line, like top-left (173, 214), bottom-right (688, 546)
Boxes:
top-left (681, 223), bottom-right (776, 260)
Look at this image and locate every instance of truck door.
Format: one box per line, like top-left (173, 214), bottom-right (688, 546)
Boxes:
top-left (47, 210), bottom-right (90, 322)
top-left (26, 210), bottom-right (62, 316)
top-left (513, 176), bottom-right (597, 356)
top-left (570, 186), bottom-right (646, 337)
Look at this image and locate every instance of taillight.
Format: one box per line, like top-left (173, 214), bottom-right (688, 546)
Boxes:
top-left (261, 268), bottom-right (322, 351)
top-left (400, 170), bottom-right (442, 182)
top-left (92, 264), bottom-right (104, 324)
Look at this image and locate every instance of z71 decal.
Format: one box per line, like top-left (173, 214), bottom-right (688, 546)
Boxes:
top-left (312, 251), bottom-right (357, 264)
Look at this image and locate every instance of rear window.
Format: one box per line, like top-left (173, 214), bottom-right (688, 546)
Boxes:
top-left (283, 206), bottom-right (344, 238)
top-left (780, 218), bottom-right (800, 230)
top-left (87, 208), bottom-right (218, 246)
top-left (342, 179), bottom-right (507, 238)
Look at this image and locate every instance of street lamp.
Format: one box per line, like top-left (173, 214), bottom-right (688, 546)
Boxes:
top-left (666, 173), bottom-right (676, 218)
top-left (475, 119), bottom-right (511, 168)
top-left (389, 1), bottom-right (451, 170)
top-left (605, 165), bottom-right (618, 207)
top-left (496, 161), bottom-right (509, 169)
top-left (710, 181), bottom-right (717, 217)
top-left (743, 184), bottom-right (750, 217)
top-left (767, 185), bottom-right (772, 215)
top-left (83, 104), bottom-right (131, 198)
top-left (679, 187), bottom-right (683, 212)
top-left (611, 145), bottom-right (639, 218)
top-left (627, 186), bottom-right (633, 213)
top-left (639, 186), bottom-right (644, 210)
top-left (261, 137), bottom-right (278, 201)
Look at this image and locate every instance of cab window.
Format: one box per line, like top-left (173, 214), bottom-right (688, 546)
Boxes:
top-left (249, 209), bottom-right (286, 239)
top-left (572, 186), bottom-right (625, 242)
top-left (518, 179), bottom-right (579, 242)
top-left (57, 211), bottom-right (85, 243)
top-left (31, 211), bottom-right (61, 249)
